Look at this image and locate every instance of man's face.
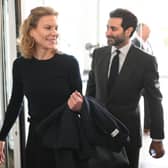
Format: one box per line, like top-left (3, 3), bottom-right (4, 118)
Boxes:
top-left (106, 17), bottom-right (129, 48)
top-left (141, 25), bottom-right (151, 41)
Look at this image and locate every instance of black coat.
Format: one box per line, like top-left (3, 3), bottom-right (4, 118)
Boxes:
top-left (36, 96), bottom-right (129, 159)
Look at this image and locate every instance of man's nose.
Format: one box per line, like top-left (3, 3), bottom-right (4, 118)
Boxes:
top-left (106, 28), bottom-right (113, 36)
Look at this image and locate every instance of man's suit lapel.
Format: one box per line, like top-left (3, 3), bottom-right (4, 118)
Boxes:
top-left (99, 46), bottom-right (112, 101)
top-left (119, 45), bottom-right (135, 77)
top-left (101, 46), bottom-right (112, 84)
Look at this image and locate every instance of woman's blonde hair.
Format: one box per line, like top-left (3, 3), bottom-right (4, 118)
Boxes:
top-left (18, 6), bottom-right (58, 58)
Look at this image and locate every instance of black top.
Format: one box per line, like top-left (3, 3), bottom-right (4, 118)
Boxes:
top-left (0, 53), bottom-right (82, 140)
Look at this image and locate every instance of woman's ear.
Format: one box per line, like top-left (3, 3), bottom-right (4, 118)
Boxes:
top-left (29, 29), bottom-right (34, 37)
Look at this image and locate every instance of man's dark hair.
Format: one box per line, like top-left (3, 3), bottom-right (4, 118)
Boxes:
top-left (110, 8), bottom-right (138, 37)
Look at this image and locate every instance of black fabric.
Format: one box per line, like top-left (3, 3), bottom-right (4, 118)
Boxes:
top-left (0, 53), bottom-right (83, 168)
top-left (25, 129), bottom-right (89, 168)
top-left (125, 144), bottom-right (140, 168)
top-left (89, 146), bottom-right (129, 168)
top-left (80, 96), bottom-right (130, 151)
top-left (132, 38), bottom-right (153, 131)
top-left (35, 103), bottom-right (80, 149)
top-left (36, 96), bottom-right (129, 167)
top-left (0, 53), bottom-right (82, 141)
top-left (108, 50), bottom-right (120, 91)
top-left (86, 45), bottom-right (164, 168)
top-left (86, 45), bottom-right (164, 146)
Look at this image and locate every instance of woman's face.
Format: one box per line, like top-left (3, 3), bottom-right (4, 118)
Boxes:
top-left (30, 15), bottom-right (59, 51)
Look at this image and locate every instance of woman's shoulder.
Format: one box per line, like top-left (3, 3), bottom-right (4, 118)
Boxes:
top-left (14, 55), bottom-right (29, 62)
top-left (12, 56), bottom-right (33, 71)
top-left (13, 56), bottom-right (26, 66)
top-left (56, 51), bottom-right (79, 65)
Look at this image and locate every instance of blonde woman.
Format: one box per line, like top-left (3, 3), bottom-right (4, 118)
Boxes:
top-left (0, 6), bottom-right (84, 168)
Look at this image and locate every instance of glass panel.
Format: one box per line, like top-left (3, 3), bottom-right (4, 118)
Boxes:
top-left (0, 0), bottom-right (14, 167)
top-left (0, 0), bottom-right (18, 168)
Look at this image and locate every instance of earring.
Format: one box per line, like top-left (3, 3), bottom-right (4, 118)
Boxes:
top-left (29, 38), bottom-right (35, 48)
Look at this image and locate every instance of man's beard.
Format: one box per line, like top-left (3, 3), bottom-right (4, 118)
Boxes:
top-left (107, 36), bottom-right (125, 46)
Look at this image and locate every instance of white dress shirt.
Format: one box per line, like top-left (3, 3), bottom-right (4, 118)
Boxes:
top-left (108, 42), bottom-right (131, 78)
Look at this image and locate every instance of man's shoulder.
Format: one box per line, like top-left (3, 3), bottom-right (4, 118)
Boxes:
top-left (95, 45), bottom-right (110, 51)
top-left (132, 37), bottom-right (139, 43)
top-left (93, 45), bottom-right (111, 56)
top-left (130, 45), bottom-right (155, 62)
top-left (132, 37), bottom-right (141, 47)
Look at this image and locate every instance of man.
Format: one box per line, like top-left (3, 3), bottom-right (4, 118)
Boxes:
top-left (132, 23), bottom-right (153, 135)
top-left (86, 8), bottom-right (165, 168)
top-left (132, 23), bottom-right (153, 54)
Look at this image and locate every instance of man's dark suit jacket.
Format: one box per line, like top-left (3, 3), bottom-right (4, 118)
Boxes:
top-left (132, 37), bottom-right (153, 55)
top-left (132, 38), bottom-right (142, 49)
top-left (86, 44), bottom-right (164, 147)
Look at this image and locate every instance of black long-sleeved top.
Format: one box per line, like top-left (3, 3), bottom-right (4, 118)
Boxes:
top-left (0, 53), bottom-right (82, 140)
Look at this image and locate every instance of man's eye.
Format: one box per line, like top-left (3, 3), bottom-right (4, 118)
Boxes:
top-left (111, 27), bottom-right (117, 31)
top-left (44, 26), bottom-right (51, 30)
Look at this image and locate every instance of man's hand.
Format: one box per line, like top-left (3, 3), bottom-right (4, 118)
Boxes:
top-left (149, 141), bottom-right (165, 158)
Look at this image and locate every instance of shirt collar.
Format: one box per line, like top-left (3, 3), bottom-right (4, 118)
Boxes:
top-left (111, 41), bottom-right (131, 56)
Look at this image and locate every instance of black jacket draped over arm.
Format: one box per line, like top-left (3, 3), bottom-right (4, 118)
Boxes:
top-left (36, 96), bottom-right (129, 160)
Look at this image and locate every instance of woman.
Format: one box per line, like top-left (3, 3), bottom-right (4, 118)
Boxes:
top-left (0, 6), bottom-right (84, 168)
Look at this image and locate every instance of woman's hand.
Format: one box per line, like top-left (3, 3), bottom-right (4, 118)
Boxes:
top-left (0, 141), bottom-right (5, 165)
top-left (67, 90), bottom-right (83, 112)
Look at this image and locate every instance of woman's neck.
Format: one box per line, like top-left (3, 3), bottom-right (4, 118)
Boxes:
top-left (33, 48), bottom-right (55, 60)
